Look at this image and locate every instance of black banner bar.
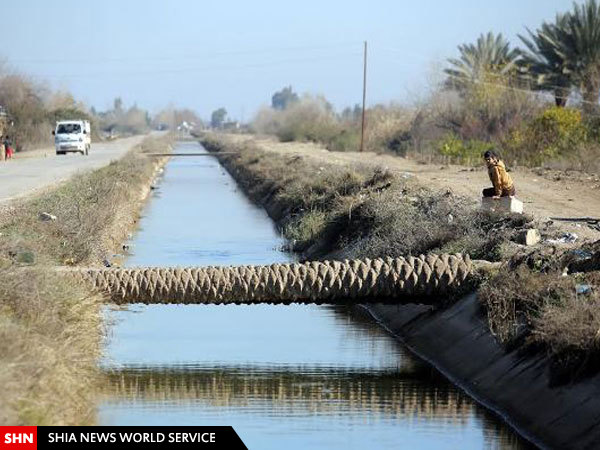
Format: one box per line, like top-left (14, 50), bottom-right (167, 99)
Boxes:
top-left (37, 427), bottom-right (247, 449)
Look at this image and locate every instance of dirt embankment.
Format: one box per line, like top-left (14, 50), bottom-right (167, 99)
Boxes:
top-left (226, 134), bottom-right (600, 242)
top-left (0, 134), bottom-right (173, 425)
top-left (201, 132), bottom-right (600, 450)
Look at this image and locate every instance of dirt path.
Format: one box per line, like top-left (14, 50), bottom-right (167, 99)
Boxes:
top-left (228, 134), bottom-right (600, 240)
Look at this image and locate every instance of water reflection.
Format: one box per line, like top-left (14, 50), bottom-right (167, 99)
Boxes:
top-left (101, 360), bottom-right (530, 449)
top-left (105, 364), bottom-right (472, 422)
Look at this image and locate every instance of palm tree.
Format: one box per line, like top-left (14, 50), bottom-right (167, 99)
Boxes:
top-left (559, 0), bottom-right (600, 113)
top-left (445, 32), bottom-right (521, 91)
top-left (518, 14), bottom-right (573, 107)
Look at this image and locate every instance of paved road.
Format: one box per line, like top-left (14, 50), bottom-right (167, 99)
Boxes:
top-left (0, 135), bottom-right (147, 203)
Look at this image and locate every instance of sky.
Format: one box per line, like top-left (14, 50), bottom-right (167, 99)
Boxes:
top-left (3, 0), bottom-right (575, 120)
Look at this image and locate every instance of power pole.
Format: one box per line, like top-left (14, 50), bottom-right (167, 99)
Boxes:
top-left (360, 41), bottom-right (368, 152)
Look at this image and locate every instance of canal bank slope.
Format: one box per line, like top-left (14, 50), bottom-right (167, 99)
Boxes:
top-left (0, 135), bottom-right (173, 425)
top-left (199, 133), bottom-right (600, 450)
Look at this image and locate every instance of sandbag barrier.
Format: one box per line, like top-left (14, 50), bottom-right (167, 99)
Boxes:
top-left (67, 254), bottom-right (472, 305)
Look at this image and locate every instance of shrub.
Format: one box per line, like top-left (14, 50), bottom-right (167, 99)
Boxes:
top-left (363, 105), bottom-right (416, 154)
top-left (584, 114), bottom-right (600, 142)
top-left (285, 209), bottom-right (328, 248)
top-left (479, 266), bottom-right (571, 345)
top-left (436, 134), bottom-right (494, 165)
top-left (407, 75), bottom-right (542, 164)
top-left (436, 72), bottom-right (541, 143)
top-left (534, 279), bottom-right (600, 383)
top-left (327, 129), bottom-right (361, 152)
top-left (479, 244), bottom-right (600, 383)
top-left (252, 96), bottom-right (341, 145)
top-left (0, 75), bottom-right (103, 151)
top-left (277, 168), bottom-right (366, 212)
top-left (252, 98), bottom-right (417, 153)
top-left (0, 75), bottom-right (50, 150)
top-left (503, 106), bottom-right (588, 165)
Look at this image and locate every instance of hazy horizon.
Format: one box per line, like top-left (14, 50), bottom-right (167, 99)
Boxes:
top-left (5, 0), bottom-right (574, 120)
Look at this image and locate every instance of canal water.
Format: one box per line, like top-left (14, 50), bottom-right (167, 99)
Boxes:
top-left (99, 141), bottom-right (532, 449)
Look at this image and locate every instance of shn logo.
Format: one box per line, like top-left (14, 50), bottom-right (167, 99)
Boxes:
top-left (4, 434), bottom-right (33, 444)
top-left (0, 427), bottom-right (37, 449)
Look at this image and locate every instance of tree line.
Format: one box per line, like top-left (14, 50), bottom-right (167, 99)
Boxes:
top-left (446, 0), bottom-right (600, 114)
top-left (0, 67), bottom-right (201, 151)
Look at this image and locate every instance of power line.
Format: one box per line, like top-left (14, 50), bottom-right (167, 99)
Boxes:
top-left (442, 71), bottom-right (600, 108)
top-left (11, 42), bottom-right (363, 65)
top-left (7, 39), bottom-right (600, 113)
top-left (372, 45), bottom-right (598, 107)
top-left (40, 52), bottom-right (363, 80)
top-left (375, 45), bottom-right (596, 104)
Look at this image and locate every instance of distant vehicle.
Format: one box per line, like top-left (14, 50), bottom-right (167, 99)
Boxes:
top-left (53, 120), bottom-right (91, 155)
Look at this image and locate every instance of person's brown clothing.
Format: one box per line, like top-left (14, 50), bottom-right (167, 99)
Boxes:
top-left (484, 160), bottom-right (514, 197)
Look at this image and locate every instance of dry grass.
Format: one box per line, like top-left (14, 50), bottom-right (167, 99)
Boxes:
top-left (479, 244), bottom-right (600, 383)
top-left (534, 276), bottom-right (600, 382)
top-left (0, 134), bottom-right (173, 424)
top-left (0, 265), bottom-right (102, 425)
top-left (478, 266), bottom-right (571, 344)
top-left (363, 105), bottom-right (416, 154)
top-left (541, 143), bottom-right (600, 173)
top-left (284, 209), bottom-right (328, 247)
top-left (1, 135), bottom-right (172, 266)
top-left (202, 133), bottom-right (531, 262)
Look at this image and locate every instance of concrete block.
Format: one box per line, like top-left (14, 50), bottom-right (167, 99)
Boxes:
top-left (481, 196), bottom-right (523, 214)
top-left (517, 228), bottom-right (541, 246)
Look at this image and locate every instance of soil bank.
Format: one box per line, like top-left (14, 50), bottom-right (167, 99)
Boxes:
top-left (0, 135), bottom-right (173, 425)
top-left (201, 133), bottom-right (600, 450)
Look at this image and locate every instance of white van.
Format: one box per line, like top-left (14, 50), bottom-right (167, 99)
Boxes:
top-left (53, 120), bottom-right (91, 155)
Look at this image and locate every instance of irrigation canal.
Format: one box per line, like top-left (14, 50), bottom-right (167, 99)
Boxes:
top-left (98, 141), bottom-right (532, 449)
